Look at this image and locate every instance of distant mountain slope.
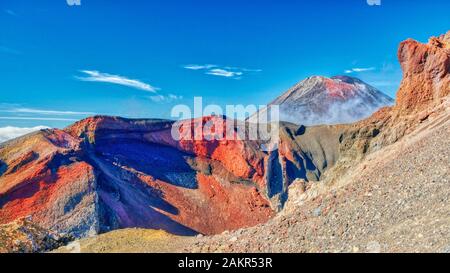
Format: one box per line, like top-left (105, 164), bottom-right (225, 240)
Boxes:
top-left (253, 75), bottom-right (393, 126)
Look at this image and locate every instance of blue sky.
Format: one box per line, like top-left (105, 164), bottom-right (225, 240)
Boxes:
top-left (0, 0), bottom-right (449, 131)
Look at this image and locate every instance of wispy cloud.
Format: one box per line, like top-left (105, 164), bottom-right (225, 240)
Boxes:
top-left (0, 126), bottom-right (49, 143)
top-left (148, 94), bottom-right (183, 103)
top-left (0, 117), bottom-right (78, 121)
top-left (224, 66), bottom-right (263, 73)
top-left (75, 70), bottom-right (183, 104)
top-left (3, 107), bottom-right (95, 116)
top-left (344, 61), bottom-right (402, 97)
top-left (0, 105), bottom-right (93, 124)
top-left (184, 64), bottom-right (217, 70)
top-left (76, 70), bottom-right (159, 92)
top-left (206, 68), bottom-right (243, 78)
top-left (184, 64), bottom-right (261, 79)
top-left (345, 67), bottom-right (376, 74)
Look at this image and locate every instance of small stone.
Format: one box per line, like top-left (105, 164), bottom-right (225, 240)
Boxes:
top-left (442, 245), bottom-right (450, 253)
top-left (366, 241), bottom-right (381, 253)
top-left (312, 207), bottom-right (322, 217)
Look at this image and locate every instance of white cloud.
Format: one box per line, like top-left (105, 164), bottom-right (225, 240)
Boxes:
top-left (0, 126), bottom-right (49, 143)
top-left (345, 67), bottom-right (376, 74)
top-left (3, 108), bottom-right (95, 116)
top-left (77, 70), bottom-right (159, 92)
top-left (206, 68), bottom-right (243, 78)
top-left (75, 70), bottom-right (183, 104)
top-left (0, 105), bottom-right (93, 125)
top-left (0, 117), bottom-right (78, 121)
top-left (345, 61), bottom-right (402, 97)
top-left (184, 64), bottom-right (217, 70)
top-left (184, 64), bottom-right (261, 79)
top-left (353, 67), bottom-right (376, 72)
top-left (149, 94), bottom-right (183, 103)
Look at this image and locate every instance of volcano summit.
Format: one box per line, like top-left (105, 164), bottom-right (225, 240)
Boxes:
top-left (253, 75), bottom-right (393, 126)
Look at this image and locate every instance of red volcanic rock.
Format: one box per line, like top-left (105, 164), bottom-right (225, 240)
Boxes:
top-left (0, 130), bottom-right (98, 238)
top-left (0, 161), bottom-right (95, 225)
top-left (323, 77), bottom-right (361, 98)
top-left (1, 111), bottom-right (339, 238)
top-left (339, 31), bottom-right (450, 165)
top-left (156, 173), bottom-right (273, 235)
top-left (0, 115), bottom-right (281, 237)
top-left (396, 31), bottom-right (450, 113)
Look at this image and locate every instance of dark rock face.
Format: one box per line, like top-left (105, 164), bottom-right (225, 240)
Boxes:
top-left (0, 160), bottom-right (6, 176)
top-left (253, 75), bottom-right (393, 126)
